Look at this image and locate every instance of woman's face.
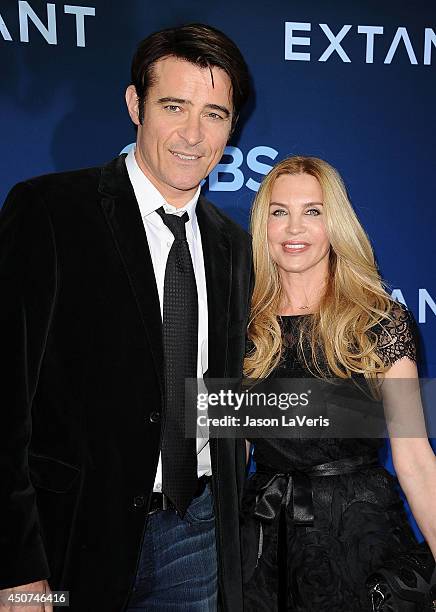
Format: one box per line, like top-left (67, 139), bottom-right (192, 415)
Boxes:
top-left (267, 173), bottom-right (330, 278)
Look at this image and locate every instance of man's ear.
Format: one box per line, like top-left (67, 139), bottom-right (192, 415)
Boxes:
top-left (125, 85), bottom-right (140, 126)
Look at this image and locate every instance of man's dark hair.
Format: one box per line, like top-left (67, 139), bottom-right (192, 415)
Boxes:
top-left (130, 23), bottom-right (250, 131)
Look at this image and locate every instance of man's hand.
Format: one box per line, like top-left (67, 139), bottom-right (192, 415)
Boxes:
top-left (0, 580), bottom-right (52, 612)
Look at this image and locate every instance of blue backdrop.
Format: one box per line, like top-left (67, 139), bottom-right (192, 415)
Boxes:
top-left (1, 0), bottom-right (435, 535)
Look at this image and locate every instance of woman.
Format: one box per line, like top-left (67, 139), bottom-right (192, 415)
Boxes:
top-left (242, 156), bottom-right (436, 611)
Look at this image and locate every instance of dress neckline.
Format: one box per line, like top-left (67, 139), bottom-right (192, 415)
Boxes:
top-left (278, 313), bottom-right (313, 318)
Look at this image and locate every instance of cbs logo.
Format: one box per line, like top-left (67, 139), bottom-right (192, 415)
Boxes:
top-left (120, 143), bottom-right (279, 192)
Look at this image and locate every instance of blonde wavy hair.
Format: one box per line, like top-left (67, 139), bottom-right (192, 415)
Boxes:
top-left (244, 156), bottom-right (394, 381)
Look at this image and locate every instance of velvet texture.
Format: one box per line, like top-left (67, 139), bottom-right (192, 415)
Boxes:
top-left (0, 155), bottom-right (252, 611)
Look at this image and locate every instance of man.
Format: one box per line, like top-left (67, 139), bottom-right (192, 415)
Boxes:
top-left (0, 24), bottom-right (252, 611)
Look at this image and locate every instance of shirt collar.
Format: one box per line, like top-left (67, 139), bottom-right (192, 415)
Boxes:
top-left (125, 147), bottom-right (200, 237)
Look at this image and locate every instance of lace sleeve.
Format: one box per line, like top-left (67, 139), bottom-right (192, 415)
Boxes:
top-left (375, 303), bottom-right (418, 368)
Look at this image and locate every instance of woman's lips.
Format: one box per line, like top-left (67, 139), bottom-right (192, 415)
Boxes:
top-left (281, 241), bottom-right (310, 253)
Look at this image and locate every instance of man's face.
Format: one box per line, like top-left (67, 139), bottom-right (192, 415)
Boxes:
top-left (126, 56), bottom-right (233, 207)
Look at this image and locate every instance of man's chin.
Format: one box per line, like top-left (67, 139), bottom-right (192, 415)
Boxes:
top-left (170, 178), bottom-right (205, 193)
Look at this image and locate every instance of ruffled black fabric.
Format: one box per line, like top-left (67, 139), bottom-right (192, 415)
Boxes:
top-left (242, 305), bottom-right (419, 611)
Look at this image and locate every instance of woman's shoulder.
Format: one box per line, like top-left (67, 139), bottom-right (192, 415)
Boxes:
top-left (372, 301), bottom-right (418, 367)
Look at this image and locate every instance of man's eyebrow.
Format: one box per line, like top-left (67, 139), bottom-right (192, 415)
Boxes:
top-left (157, 97), bottom-right (191, 105)
top-left (205, 103), bottom-right (231, 117)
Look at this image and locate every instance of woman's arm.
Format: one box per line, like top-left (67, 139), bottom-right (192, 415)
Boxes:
top-left (383, 357), bottom-right (436, 558)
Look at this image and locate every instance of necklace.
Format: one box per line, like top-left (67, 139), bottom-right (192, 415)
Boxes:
top-left (281, 299), bottom-right (311, 312)
top-left (283, 287), bottom-right (315, 311)
top-left (280, 275), bottom-right (328, 313)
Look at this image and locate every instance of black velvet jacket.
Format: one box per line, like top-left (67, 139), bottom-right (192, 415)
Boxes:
top-left (0, 156), bottom-right (252, 611)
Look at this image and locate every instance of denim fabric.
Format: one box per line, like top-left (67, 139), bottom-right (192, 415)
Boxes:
top-left (126, 485), bottom-right (218, 611)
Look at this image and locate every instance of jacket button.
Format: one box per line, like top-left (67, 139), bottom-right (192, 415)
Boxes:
top-left (149, 411), bottom-right (161, 423)
top-left (133, 495), bottom-right (145, 508)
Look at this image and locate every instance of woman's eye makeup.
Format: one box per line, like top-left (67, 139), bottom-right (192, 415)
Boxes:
top-left (271, 207), bottom-right (287, 216)
top-left (269, 205), bottom-right (323, 217)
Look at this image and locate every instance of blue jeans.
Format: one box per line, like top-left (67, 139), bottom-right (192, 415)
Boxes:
top-left (126, 484), bottom-right (218, 611)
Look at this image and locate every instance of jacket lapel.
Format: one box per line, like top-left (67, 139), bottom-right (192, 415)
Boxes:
top-left (197, 195), bottom-right (232, 378)
top-left (98, 155), bottom-right (164, 393)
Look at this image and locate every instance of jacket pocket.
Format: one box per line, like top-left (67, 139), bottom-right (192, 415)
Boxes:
top-left (29, 453), bottom-right (81, 493)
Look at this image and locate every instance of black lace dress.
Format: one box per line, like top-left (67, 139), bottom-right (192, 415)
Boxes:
top-left (242, 307), bottom-right (419, 611)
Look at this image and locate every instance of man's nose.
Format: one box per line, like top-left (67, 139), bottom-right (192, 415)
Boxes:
top-left (178, 113), bottom-right (204, 147)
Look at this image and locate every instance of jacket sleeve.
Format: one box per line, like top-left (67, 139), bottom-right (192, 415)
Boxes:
top-left (0, 182), bottom-right (57, 588)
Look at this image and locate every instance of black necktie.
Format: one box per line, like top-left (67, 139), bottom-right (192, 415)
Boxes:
top-left (156, 206), bottom-right (198, 516)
